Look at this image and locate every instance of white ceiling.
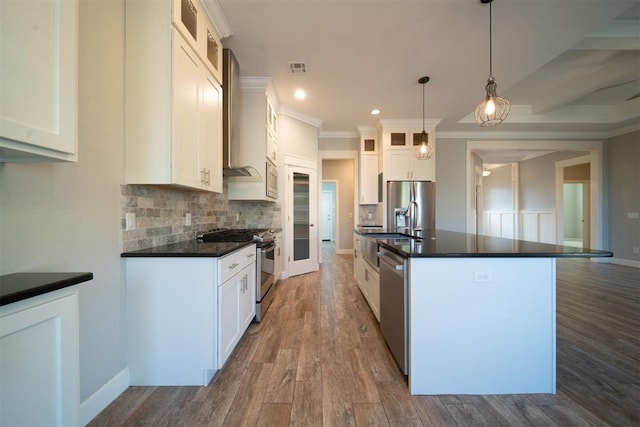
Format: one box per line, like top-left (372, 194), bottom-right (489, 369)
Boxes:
top-left (206, 0), bottom-right (639, 152)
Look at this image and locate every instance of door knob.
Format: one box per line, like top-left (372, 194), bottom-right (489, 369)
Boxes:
top-left (310, 224), bottom-right (314, 227)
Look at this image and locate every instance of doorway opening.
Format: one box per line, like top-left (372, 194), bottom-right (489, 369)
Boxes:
top-left (321, 181), bottom-right (337, 242)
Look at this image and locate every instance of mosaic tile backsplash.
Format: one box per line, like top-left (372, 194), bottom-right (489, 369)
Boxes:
top-left (121, 183), bottom-right (282, 252)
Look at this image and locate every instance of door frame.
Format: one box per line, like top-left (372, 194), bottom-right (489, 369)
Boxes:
top-left (555, 154), bottom-right (595, 248)
top-left (318, 148), bottom-right (358, 262)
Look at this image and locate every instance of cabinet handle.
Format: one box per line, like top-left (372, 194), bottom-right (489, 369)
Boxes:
top-left (201, 169), bottom-right (206, 184)
top-left (205, 169), bottom-right (211, 185)
top-left (229, 262), bottom-right (240, 270)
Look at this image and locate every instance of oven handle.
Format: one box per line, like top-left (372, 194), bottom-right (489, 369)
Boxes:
top-left (260, 242), bottom-right (276, 253)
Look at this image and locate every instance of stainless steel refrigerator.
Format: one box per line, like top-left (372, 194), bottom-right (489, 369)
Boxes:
top-left (386, 181), bottom-right (435, 235)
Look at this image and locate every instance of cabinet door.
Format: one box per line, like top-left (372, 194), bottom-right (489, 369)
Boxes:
top-left (240, 265), bottom-right (256, 330)
top-left (200, 68), bottom-right (223, 193)
top-left (411, 150), bottom-right (436, 181)
top-left (273, 233), bottom-right (282, 282)
top-left (0, 292), bottom-right (79, 426)
top-left (387, 150), bottom-right (412, 180)
top-left (369, 267), bottom-right (380, 321)
top-left (0, 0), bottom-right (77, 161)
top-left (361, 137), bottom-right (378, 154)
top-left (172, 35), bottom-right (201, 188)
top-left (267, 128), bottom-right (277, 164)
top-left (360, 155), bottom-right (378, 204)
top-left (202, 22), bottom-right (222, 84)
top-left (172, 0), bottom-right (200, 53)
top-left (219, 275), bottom-right (241, 367)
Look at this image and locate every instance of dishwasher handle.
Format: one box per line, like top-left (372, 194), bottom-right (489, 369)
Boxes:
top-left (378, 250), bottom-right (405, 271)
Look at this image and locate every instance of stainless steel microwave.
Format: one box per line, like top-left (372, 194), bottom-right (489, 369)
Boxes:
top-left (266, 161), bottom-right (277, 199)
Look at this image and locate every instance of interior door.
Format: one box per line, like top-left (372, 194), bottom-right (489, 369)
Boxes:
top-left (288, 166), bottom-right (319, 276)
top-left (322, 190), bottom-right (334, 241)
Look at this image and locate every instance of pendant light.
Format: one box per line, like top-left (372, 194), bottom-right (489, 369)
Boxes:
top-left (475, 0), bottom-right (510, 127)
top-left (416, 76), bottom-right (434, 159)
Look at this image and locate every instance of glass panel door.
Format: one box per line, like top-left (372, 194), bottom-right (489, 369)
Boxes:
top-left (288, 165), bottom-right (318, 276)
top-left (293, 172), bottom-right (310, 260)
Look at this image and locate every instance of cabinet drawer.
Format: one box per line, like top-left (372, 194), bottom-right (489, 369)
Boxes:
top-left (239, 245), bottom-right (257, 269)
top-left (219, 244), bottom-right (256, 284)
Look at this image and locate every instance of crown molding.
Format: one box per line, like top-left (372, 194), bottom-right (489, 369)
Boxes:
top-left (201, 0), bottom-right (233, 38)
top-left (279, 106), bottom-right (323, 128)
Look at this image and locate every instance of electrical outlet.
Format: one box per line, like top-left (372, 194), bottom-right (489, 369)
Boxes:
top-left (185, 213), bottom-right (192, 226)
top-left (628, 212), bottom-right (639, 219)
top-left (474, 271), bottom-right (492, 282)
top-left (125, 213), bottom-right (136, 231)
top-left (236, 212), bottom-right (240, 222)
top-left (634, 247), bottom-right (639, 254)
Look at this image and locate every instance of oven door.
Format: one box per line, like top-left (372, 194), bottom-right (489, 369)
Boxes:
top-left (259, 242), bottom-right (275, 299)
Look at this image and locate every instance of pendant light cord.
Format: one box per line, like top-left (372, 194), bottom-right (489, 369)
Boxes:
top-left (422, 81), bottom-right (425, 131)
top-left (489, 0), bottom-right (493, 78)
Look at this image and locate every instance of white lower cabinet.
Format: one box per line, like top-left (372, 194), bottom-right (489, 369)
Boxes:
top-left (363, 263), bottom-right (380, 321)
top-left (353, 232), bottom-right (380, 321)
top-left (126, 244), bottom-right (256, 386)
top-left (218, 247), bottom-right (256, 367)
top-left (0, 290), bottom-right (80, 426)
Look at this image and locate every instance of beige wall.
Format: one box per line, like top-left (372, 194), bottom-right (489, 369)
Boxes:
top-left (322, 159), bottom-right (355, 253)
top-left (605, 130), bottom-right (640, 263)
top-left (564, 163), bottom-right (590, 181)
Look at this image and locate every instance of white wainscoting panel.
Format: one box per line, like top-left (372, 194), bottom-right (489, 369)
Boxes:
top-left (484, 211), bottom-right (515, 238)
top-left (520, 210), bottom-right (556, 244)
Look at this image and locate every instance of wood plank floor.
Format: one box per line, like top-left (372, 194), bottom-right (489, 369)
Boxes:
top-left (90, 244), bottom-right (639, 426)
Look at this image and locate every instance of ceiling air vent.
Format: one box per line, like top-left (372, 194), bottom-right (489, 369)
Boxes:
top-left (288, 62), bottom-right (307, 74)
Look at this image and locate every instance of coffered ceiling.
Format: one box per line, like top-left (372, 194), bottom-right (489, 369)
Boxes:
top-left (206, 0), bottom-right (639, 141)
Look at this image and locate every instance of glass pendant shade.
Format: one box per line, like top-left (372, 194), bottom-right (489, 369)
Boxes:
top-left (415, 130), bottom-right (433, 159)
top-left (475, 0), bottom-right (510, 127)
top-left (415, 76), bottom-right (434, 159)
top-left (475, 76), bottom-right (510, 127)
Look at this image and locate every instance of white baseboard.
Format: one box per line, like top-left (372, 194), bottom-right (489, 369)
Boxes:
top-left (606, 257), bottom-right (640, 269)
top-left (80, 367), bottom-right (129, 426)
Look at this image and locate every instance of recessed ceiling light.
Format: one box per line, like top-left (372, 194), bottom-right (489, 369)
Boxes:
top-left (294, 89), bottom-right (306, 100)
top-left (371, 109), bottom-right (381, 115)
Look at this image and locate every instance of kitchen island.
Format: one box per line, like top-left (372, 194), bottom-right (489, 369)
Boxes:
top-left (359, 228), bottom-right (612, 396)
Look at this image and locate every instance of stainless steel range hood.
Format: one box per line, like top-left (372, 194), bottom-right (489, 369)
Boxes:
top-left (222, 49), bottom-right (257, 177)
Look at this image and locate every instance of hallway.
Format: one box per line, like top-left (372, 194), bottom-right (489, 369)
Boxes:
top-left (90, 248), bottom-right (639, 426)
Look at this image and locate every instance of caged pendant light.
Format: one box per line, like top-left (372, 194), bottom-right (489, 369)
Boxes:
top-left (416, 76), bottom-right (434, 159)
top-left (475, 0), bottom-right (510, 127)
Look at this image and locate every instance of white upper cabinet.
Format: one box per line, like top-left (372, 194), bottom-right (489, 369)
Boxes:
top-left (383, 128), bottom-right (437, 182)
top-left (227, 83), bottom-right (279, 202)
top-left (125, 0), bottom-right (223, 192)
top-left (360, 154), bottom-right (379, 205)
top-left (0, 0), bottom-right (78, 162)
top-left (171, 0), bottom-right (223, 83)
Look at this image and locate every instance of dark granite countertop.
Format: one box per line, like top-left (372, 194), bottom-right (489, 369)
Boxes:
top-left (358, 228), bottom-right (613, 258)
top-left (121, 240), bottom-right (255, 258)
top-left (0, 272), bottom-right (93, 306)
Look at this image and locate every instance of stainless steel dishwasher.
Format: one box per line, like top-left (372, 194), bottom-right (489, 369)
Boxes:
top-left (378, 248), bottom-right (408, 375)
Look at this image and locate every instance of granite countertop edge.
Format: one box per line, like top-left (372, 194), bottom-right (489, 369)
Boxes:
top-left (356, 228), bottom-right (613, 258)
top-left (121, 240), bottom-right (255, 258)
top-left (0, 272), bottom-right (94, 307)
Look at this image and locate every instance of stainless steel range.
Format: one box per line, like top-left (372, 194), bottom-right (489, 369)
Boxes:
top-left (197, 228), bottom-right (277, 322)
